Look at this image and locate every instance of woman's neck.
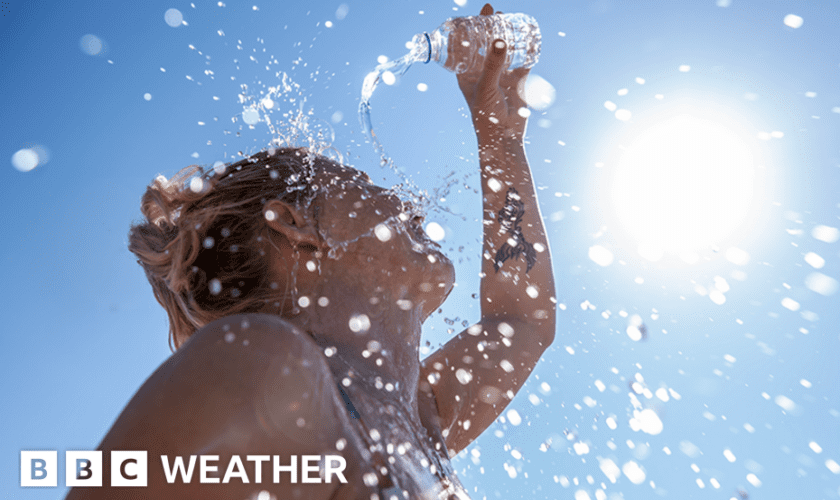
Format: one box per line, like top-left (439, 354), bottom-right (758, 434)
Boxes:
top-left (279, 281), bottom-right (427, 415)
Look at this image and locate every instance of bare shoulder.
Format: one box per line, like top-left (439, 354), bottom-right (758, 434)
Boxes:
top-left (178, 312), bottom-right (321, 360)
top-left (72, 313), bottom-right (363, 499)
top-left (102, 313), bottom-right (343, 451)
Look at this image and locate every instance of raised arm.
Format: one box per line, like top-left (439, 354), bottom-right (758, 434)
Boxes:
top-left (419, 3), bottom-right (556, 456)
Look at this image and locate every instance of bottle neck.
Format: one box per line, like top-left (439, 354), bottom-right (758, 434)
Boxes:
top-left (422, 32), bottom-right (432, 64)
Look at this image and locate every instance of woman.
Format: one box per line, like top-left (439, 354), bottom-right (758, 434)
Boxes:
top-left (67, 4), bottom-right (555, 499)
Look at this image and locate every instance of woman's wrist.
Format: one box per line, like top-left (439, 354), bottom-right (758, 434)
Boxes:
top-left (476, 130), bottom-right (526, 163)
top-left (473, 118), bottom-right (526, 147)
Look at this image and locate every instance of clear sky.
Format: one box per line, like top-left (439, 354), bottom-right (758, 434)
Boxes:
top-left (2, 0), bottom-right (839, 499)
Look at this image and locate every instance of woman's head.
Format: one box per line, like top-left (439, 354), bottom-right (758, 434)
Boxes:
top-left (128, 147), bottom-right (454, 350)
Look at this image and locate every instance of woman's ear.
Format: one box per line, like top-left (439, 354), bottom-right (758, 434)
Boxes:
top-left (262, 199), bottom-right (321, 248)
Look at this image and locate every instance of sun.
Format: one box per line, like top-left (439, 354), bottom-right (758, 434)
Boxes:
top-left (611, 110), bottom-right (757, 263)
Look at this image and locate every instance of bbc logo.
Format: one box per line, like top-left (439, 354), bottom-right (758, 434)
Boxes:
top-left (21, 451), bottom-right (147, 487)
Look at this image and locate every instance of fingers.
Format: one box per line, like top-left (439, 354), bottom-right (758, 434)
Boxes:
top-left (480, 3), bottom-right (493, 15)
top-left (480, 39), bottom-right (507, 87)
top-left (475, 39), bottom-right (507, 108)
top-left (508, 66), bottom-right (531, 84)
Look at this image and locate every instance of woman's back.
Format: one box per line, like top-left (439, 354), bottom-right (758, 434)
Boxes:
top-left (66, 314), bottom-right (378, 499)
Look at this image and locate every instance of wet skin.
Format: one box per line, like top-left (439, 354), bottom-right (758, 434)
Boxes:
top-left (67, 3), bottom-right (555, 499)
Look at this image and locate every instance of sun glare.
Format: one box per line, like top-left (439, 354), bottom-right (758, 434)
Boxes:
top-left (611, 112), bottom-right (757, 263)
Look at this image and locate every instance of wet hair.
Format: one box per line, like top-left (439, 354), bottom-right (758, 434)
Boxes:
top-left (128, 147), bottom-right (320, 351)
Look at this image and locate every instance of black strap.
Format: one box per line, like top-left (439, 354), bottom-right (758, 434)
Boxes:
top-left (336, 383), bottom-right (360, 419)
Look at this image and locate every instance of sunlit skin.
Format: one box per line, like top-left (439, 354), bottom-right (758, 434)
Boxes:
top-left (68, 4), bottom-right (555, 499)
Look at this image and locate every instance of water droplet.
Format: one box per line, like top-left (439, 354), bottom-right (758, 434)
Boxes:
top-left (164, 8), bottom-right (184, 27)
top-left (622, 460), bottom-right (646, 484)
top-left (11, 149), bottom-right (40, 172)
top-left (209, 278), bottom-right (222, 295)
top-left (335, 3), bottom-right (349, 20)
top-left (396, 299), bottom-right (412, 310)
top-left (805, 273), bottom-right (838, 296)
top-left (497, 322), bottom-right (514, 337)
top-left (636, 409), bottom-right (663, 435)
top-left (723, 449), bottom-right (736, 462)
top-left (348, 314), bottom-right (371, 333)
top-left (363, 472), bottom-right (379, 487)
top-left (804, 252), bottom-right (825, 269)
top-left (781, 297), bottom-right (800, 311)
top-left (775, 394), bottom-right (798, 412)
top-left (79, 34), bottom-right (104, 55)
top-left (573, 442), bottom-right (590, 455)
top-left (424, 221), bottom-right (445, 241)
top-left (626, 326), bottom-right (642, 341)
top-left (599, 458), bottom-right (620, 483)
top-left (224, 332), bottom-right (235, 343)
top-left (588, 245), bottom-right (613, 266)
top-left (374, 223), bottom-right (393, 242)
top-left (479, 385), bottom-right (501, 404)
top-left (811, 225), bottom-right (839, 242)
top-left (783, 13), bottom-right (804, 28)
top-left (523, 74), bottom-right (556, 111)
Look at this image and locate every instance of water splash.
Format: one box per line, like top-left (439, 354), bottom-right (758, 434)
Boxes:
top-left (359, 43), bottom-right (427, 170)
top-left (316, 210), bottom-right (445, 262)
top-left (233, 72), bottom-right (344, 166)
top-left (357, 44), bottom-right (453, 216)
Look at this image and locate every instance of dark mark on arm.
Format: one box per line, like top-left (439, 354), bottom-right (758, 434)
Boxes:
top-left (493, 187), bottom-right (536, 273)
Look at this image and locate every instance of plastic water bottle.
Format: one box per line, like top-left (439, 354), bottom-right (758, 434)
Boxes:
top-left (359, 12), bottom-right (540, 171)
top-left (415, 12), bottom-right (542, 74)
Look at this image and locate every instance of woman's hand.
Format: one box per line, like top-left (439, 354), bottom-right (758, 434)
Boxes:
top-left (456, 3), bottom-right (531, 143)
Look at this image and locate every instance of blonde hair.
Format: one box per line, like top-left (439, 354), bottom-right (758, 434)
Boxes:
top-left (128, 147), bottom-right (320, 350)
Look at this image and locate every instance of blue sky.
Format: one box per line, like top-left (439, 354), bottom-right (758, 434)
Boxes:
top-left (2, 0), bottom-right (839, 498)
